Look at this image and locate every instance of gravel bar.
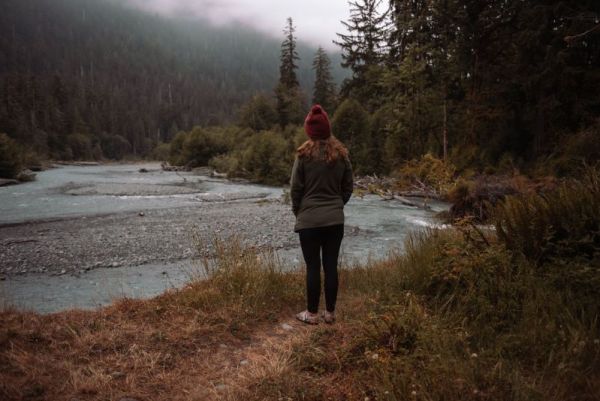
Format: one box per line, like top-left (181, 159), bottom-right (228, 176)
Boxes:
top-left (0, 199), bottom-right (328, 278)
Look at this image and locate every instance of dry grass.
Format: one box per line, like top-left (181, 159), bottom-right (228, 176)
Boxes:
top-left (2, 193), bottom-right (600, 401)
top-left (0, 237), bottom-right (306, 401)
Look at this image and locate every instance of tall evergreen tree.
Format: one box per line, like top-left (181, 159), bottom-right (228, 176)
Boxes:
top-left (335, 0), bottom-right (390, 102)
top-left (275, 17), bottom-right (305, 127)
top-left (312, 46), bottom-right (337, 113)
top-left (279, 17), bottom-right (300, 89)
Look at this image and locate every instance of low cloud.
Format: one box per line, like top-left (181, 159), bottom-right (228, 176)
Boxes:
top-left (125, 0), bottom-right (352, 49)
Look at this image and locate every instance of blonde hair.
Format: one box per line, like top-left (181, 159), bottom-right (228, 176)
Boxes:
top-left (297, 136), bottom-right (349, 164)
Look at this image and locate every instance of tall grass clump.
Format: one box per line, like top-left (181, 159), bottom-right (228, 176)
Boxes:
top-left (174, 236), bottom-right (303, 322)
top-left (495, 166), bottom-right (600, 326)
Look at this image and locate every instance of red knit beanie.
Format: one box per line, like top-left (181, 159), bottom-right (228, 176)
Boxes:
top-left (304, 105), bottom-right (331, 140)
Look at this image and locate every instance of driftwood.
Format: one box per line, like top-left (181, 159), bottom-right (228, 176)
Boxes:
top-left (354, 175), bottom-right (441, 209)
top-left (0, 178), bottom-right (19, 187)
top-left (160, 162), bottom-right (189, 172)
top-left (381, 194), bottom-right (431, 209)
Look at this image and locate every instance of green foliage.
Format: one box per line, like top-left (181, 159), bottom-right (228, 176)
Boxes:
top-left (335, 0), bottom-right (389, 102)
top-left (274, 17), bottom-right (308, 128)
top-left (240, 131), bottom-right (292, 185)
top-left (279, 17), bottom-right (300, 89)
top-left (182, 128), bottom-right (230, 168)
top-left (168, 127), bottom-right (231, 167)
top-left (331, 98), bottom-right (373, 174)
top-left (495, 168), bottom-right (600, 264)
top-left (238, 94), bottom-right (278, 131)
top-left (167, 124), bottom-right (299, 184)
top-left (208, 154), bottom-right (240, 176)
top-left (336, 190), bottom-right (600, 398)
top-left (274, 84), bottom-right (306, 128)
top-left (395, 153), bottom-right (456, 194)
top-left (334, 0), bottom-right (600, 171)
top-left (168, 131), bottom-right (187, 166)
top-left (0, 133), bottom-right (22, 178)
top-left (312, 47), bottom-right (337, 113)
top-left (0, 0), bottom-right (347, 161)
top-left (150, 142), bottom-right (170, 161)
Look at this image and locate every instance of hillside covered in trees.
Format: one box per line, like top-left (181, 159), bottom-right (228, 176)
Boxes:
top-left (166, 0), bottom-right (600, 186)
top-left (0, 0), bottom-right (347, 161)
top-left (1, 0), bottom-right (598, 181)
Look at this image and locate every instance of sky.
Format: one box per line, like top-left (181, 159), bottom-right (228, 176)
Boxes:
top-left (125, 0), bottom-right (354, 49)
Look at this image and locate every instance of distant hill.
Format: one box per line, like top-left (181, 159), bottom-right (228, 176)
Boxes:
top-left (0, 0), bottom-right (349, 159)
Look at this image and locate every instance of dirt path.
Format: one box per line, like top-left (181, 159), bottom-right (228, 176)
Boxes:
top-left (188, 317), bottom-right (314, 400)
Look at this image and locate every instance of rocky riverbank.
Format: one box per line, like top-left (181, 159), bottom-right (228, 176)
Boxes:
top-left (0, 201), bottom-right (310, 276)
top-left (0, 199), bottom-right (318, 278)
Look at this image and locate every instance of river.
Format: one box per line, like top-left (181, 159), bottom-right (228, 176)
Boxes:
top-left (0, 163), bottom-right (447, 313)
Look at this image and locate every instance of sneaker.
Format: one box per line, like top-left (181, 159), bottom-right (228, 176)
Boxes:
top-left (322, 310), bottom-right (336, 324)
top-left (295, 310), bottom-right (319, 325)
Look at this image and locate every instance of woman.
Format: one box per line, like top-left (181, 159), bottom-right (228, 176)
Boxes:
top-left (291, 104), bottom-right (353, 325)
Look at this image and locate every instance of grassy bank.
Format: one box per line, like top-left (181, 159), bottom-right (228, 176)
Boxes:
top-left (1, 175), bottom-right (599, 400)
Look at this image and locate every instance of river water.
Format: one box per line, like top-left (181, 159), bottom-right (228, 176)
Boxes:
top-left (0, 163), bottom-right (447, 313)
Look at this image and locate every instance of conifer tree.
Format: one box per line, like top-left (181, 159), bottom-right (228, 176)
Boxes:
top-left (275, 17), bottom-right (305, 127)
top-left (279, 17), bottom-right (300, 89)
top-left (334, 0), bottom-right (390, 101)
top-left (312, 46), bottom-right (337, 113)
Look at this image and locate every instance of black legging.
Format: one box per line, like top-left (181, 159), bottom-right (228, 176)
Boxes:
top-left (298, 224), bottom-right (344, 314)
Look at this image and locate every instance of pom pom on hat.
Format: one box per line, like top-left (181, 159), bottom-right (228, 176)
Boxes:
top-left (304, 105), bottom-right (331, 140)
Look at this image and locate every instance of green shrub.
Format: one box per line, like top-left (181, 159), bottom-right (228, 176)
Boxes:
top-left (208, 153), bottom-right (240, 176)
top-left (238, 93), bottom-right (277, 131)
top-left (168, 131), bottom-right (187, 165)
top-left (331, 98), bottom-right (373, 174)
top-left (183, 127), bottom-right (229, 167)
top-left (0, 133), bottom-right (22, 178)
top-left (150, 142), bottom-right (170, 161)
top-left (168, 127), bottom-right (230, 167)
top-left (240, 131), bottom-right (293, 185)
top-left (395, 153), bottom-right (457, 194)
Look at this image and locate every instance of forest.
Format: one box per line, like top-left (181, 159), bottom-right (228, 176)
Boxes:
top-left (1, 0), bottom-right (599, 182)
top-left (167, 0), bottom-right (600, 186)
top-left (0, 0), bottom-right (346, 164)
